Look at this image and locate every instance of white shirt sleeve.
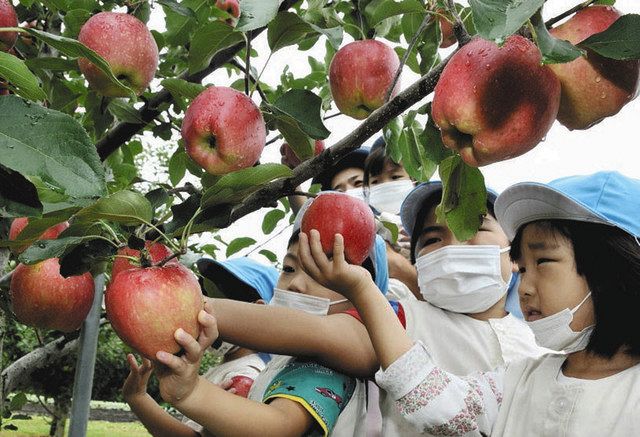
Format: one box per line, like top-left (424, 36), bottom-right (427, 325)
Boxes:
top-left (375, 342), bottom-right (505, 436)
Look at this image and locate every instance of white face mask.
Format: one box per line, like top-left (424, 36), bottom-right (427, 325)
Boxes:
top-left (416, 245), bottom-right (511, 314)
top-left (344, 187), bottom-right (366, 201)
top-left (526, 292), bottom-right (593, 353)
top-left (367, 180), bottom-right (415, 215)
top-left (270, 288), bottom-right (348, 316)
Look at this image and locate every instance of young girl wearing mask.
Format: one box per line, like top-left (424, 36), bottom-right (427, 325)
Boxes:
top-left (318, 171), bottom-right (640, 436)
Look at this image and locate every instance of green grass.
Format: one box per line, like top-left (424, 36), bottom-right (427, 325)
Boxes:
top-left (0, 415), bottom-right (151, 437)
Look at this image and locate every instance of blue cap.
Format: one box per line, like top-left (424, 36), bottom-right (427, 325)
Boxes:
top-left (495, 171), bottom-right (640, 241)
top-left (311, 147), bottom-right (370, 190)
top-left (196, 257), bottom-right (279, 303)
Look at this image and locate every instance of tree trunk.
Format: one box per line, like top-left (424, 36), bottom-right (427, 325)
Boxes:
top-left (49, 396), bottom-right (70, 437)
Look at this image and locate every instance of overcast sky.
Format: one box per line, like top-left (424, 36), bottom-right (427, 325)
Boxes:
top-left (147, 1), bottom-right (640, 263)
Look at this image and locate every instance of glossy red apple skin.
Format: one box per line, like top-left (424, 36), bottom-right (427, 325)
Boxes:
top-left (432, 35), bottom-right (561, 167)
top-left (439, 14), bottom-right (456, 48)
top-left (215, 0), bottom-right (240, 25)
top-left (549, 5), bottom-right (640, 130)
top-left (281, 140), bottom-right (325, 169)
top-left (230, 375), bottom-right (254, 398)
top-left (10, 258), bottom-right (95, 332)
top-left (9, 217), bottom-right (70, 254)
top-left (0, 0), bottom-right (18, 52)
top-left (301, 192), bottom-right (376, 265)
top-left (111, 241), bottom-right (176, 280)
top-left (105, 263), bottom-right (203, 360)
top-left (329, 40), bottom-right (401, 120)
top-left (78, 12), bottom-right (159, 97)
top-left (181, 86), bottom-right (266, 175)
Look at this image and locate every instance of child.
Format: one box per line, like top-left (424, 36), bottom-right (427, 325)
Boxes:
top-left (123, 257), bottom-right (278, 437)
top-left (328, 171), bottom-right (640, 435)
top-left (150, 231), bottom-right (390, 436)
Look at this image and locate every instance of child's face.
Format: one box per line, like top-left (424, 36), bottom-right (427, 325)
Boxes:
top-left (415, 204), bottom-right (514, 283)
top-left (515, 223), bottom-right (594, 329)
top-left (276, 241), bottom-right (352, 314)
top-left (330, 167), bottom-right (364, 192)
top-left (369, 161), bottom-right (411, 186)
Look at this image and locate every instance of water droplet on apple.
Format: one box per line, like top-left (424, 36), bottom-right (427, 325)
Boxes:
top-left (473, 85), bottom-right (477, 93)
top-left (465, 60), bottom-right (471, 66)
top-left (485, 64), bottom-right (490, 70)
top-left (541, 136), bottom-right (547, 142)
top-left (467, 51), bottom-right (473, 56)
top-left (595, 77), bottom-right (601, 83)
top-left (600, 92), bottom-right (606, 99)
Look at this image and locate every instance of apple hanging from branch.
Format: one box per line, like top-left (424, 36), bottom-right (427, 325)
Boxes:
top-left (0, 0), bottom-right (18, 52)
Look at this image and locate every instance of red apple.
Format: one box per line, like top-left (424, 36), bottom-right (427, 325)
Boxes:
top-left (549, 6), bottom-right (640, 130)
top-left (105, 263), bottom-right (203, 360)
top-left (329, 40), bottom-right (400, 120)
top-left (9, 217), bottom-right (70, 254)
top-left (229, 375), bottom-right (254, 398)
top-left (181, 86), bottom-right (266, 175)
top-left (0, 0), bottom-right (18, 52)
top-left (300, 192), bottom-right (376, 265)
top-left (439, 13), bottom-right (456, 48)
top-left (10, 258), bottom-right (95, 332)
top-left (215, 0), bottom-right (240, 25)
top-left (111, 241), bottom-right (176, 280)
top-left (280, 139), bottom-right (325, 169)
top-left (78, 12), bottom-right (159, 97)
top-left (432, 35), bottom-right (561, 166)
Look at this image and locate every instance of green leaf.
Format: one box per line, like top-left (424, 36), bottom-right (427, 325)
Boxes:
top-left (272, 114), bottom-right (315, 161)
top-left (161, 78), bottom-right (206, 101)
top-left (532, 14), bottom-right (583, 64)
top-left (9, 393), bottom-right (28, 411)
top-left (270, 89), bottom-right (330, 139)
top-left (63, 9), bottom-right (91, 37)
top-left (107, 99), bottom-right (145, 124)
top-left (60, 238), bottom-right (116, 276)
top-left (580, 14), bottom-right (640, 60)
top-left (364, 0), bottom-right (424, 28)
top-left (268, 11), bottom-right (314, 52)
top-left (435, 155), bottom-right (488, 241)
top-left (307, 23), bottom-right (343, 50)
top-left (169, 148), bottom-right (187, 185)
top-left (201, 164), bottom-right (293, 209)
top-left (0, 166), bottom-right (42, 217)
top-left (469, 0), bottom-right (544, 41)
top-left (164, 0), bottom-right (209, 46)
top-left (259, 249), bottom-right (278, 263)
top-left (156, 0), bottom-right (197, 17)
top-left (380, 219), bottom-right (399, 244)
top-left (0, 95), bottom-right (106, 199)
top-left (18, 235), bottom-right (94, 264)
top-left (1, 209), bottom-right (77, 249)
top-left (235, 0), bottom-right (280, 32)
top-left (383, 117), bottom-right (403, 163)
top-left (188, 21), bottom-right (244, 74)
top-left (226, 237), bottom-right (256, 257)
top-left (75, 190), bottom-right (153, 225)
top-left (25, 57), bottom-right (79, 72)
top-left (0, 51), bottom-right (47, 101)
top-left (23, 28), bottom-right (134, 96)
top-left (262, 208), bottom-right (285, 234)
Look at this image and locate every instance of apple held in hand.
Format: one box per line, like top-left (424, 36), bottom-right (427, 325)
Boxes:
top-left (329, 40), bottom-right (400, 120)
top-left (9, 217), bottom-right (69, 254)
top-left (215, 0), bottom-right (240, 25)
top-left (549, 5), bottom-right (640, 130)
top-left (0, 0), bottom-right (18, 52)
top-left (10, 258), bottom-right (95, 332)
top-left (432, 35), bottom-right (561, 167)
top-left (301, 192), bottom-right (376, 265)
top-left (229, 375), bottom-right (254, 398)
top-left (280, 140), bottom-right (325, 169)
top-left (181, 86), bottom-right (266, 175)
top-left (78, 12), bottom-right (159, 97)
top-left (105, 263), bottom-right (203, 360)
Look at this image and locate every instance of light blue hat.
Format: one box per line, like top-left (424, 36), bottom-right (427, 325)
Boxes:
top-left (196, 257), bottom-right (279, 302)
top-left (495, 171), bottom-right (640, 240)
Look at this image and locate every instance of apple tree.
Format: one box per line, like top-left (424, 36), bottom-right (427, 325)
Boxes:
top-left (0, 0), bottom-right (639, 433)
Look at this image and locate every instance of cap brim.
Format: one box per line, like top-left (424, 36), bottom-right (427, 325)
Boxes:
top-left (495, 182), bottom-right (611, 241)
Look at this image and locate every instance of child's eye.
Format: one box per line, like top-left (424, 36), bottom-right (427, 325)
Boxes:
top-left (354, 180), bottom-right (363, 188)
top-left (536, 258), bottom-right (553, 265)
top-left (422, 237), bottom-right (441, 247)
top-left (391, 174), bottom-right (405, 180)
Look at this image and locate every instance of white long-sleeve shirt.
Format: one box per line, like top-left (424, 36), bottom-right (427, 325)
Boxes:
top-left (377, 342), bottom-right (640, 436)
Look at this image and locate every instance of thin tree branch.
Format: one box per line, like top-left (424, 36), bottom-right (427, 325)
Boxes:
top-left (323, 112), bottom-right (341, 120)
top-left (445, 0), bottom-right (471, 45)
top-left (95, 0), bottom-right (301, 161)
top-left (545, 0), bottom-right (597, 28)
top-left (265, 134), bottom-right (283, 147)
top-left (229, 59), bottom-right (268, 103)
top-left (244, 33), bottom-right (251, 96)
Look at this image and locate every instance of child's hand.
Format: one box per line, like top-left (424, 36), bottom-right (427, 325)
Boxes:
top-left (154, 302), bottom-right (219, 407)
top-left (122, 354), bottom-right (153, 402)
top-left (298, 230), bottom-right (374, 300)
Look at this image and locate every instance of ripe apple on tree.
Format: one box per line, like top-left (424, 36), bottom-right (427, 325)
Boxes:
top-left (432, 35), bottom-right (561, 167)
top-left (9, 217), bottom-right (69, 254)
top-left (300, 192), bottom-right (376, 265)
top-left (215, 0), bottom-right (240, 26)
top-left (0, 0), bottom-right (18, 52)
top-left (78, 12), bottom-right (159, 97)
top-left (10, 258), bottom-right (95, 332)
top-left (105, 263), bottom-right (203, 360)
top-left (329, 40), bottom-right (401, 120)
top-left (280, 140), bottom-right (325, 169)
top-left (181, 86), bottom-right (266, 175)
top-left (111, 240), bottom-right (177, 279)
top-left (549, 5), bottom-right (640, 130)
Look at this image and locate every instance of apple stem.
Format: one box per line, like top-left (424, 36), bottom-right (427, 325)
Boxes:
top-left (154, 250), bottom-right (185, 268)
top-left (545, 0), bottom-right (598, 28)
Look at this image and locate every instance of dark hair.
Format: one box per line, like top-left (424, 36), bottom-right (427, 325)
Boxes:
top-left (363, 145), bottom-right (388, 188)
top-left (511, 220), bottom-right (640, 358)
top-left (409, 191), bottom-right (496, 263)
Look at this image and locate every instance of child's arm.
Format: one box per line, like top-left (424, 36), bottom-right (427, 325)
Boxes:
top-left (122, 354), bottom-right (200, 437)
top-left (154, 304), bottom-right (314, 437)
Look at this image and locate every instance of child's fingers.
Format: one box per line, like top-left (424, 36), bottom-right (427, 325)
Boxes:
top-left (309, 230), bottom-right (331, 273)
top-left (197, 309), bottom-right (219, 350)
top-left (298, 232), bottom-right (322, 279)
top-left (140, 357), bottom-right (153, 374)
top-left (126, 353), bottom-right (140, 372)
top-left (174, 328), bottom-right (204, 364)
top-left (332, 233), bottom-right (346, 266)
top-left (155, 350), bottom-right (185, 372)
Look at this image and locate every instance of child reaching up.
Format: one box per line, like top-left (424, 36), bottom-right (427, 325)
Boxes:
top-left (307, 171), bottom-right (640, 436)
